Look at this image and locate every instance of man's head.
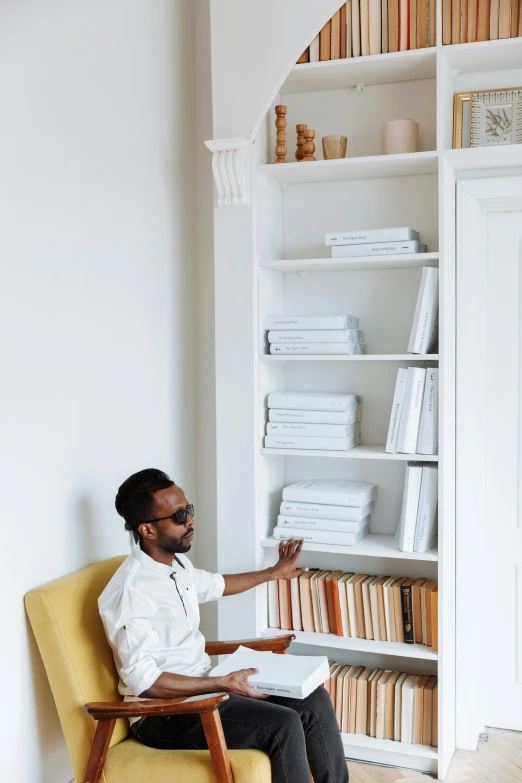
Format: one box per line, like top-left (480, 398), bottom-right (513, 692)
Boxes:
top-left (115, 469), bottom-right (194, 557)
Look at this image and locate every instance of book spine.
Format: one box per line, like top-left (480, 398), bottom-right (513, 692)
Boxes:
top-left (277, 515), bottom-right (369, 533)
top-left (331, 240), bottom-right (423, 257)
top-left (273, 525), bottom-right (368, 546)
top-left (489, 0), bottom-right (499, 35)
top-left (408, 267), bottom-right (439, 354)
top-left (283, 484), bottom-right (376, 507)
top-left (309, 34), bottom-right (320, 61)
top-left (352, 0), bottom-right (362, 55)
top-left (417, 368), bottom-right (439, 454)
top-left (340, 3), bottom-right (347, 56)
top-left (452, 0), bottom-right (461, 41)
top-left (417, 0), bottom-right (429, 45)
top-left (268, 329), bottom-right (362, 343)
top-left (346, 0), bottom-right (353, 57)
top-left (270, 408), bottom-right (359, 425)
top-left (265, 435), bottom-right (358, 451)
top-left (264, 315), bottom-right (356, 330)
top-left (386, 368), bottom-right (407, 453)
top-left (389, 0), bottom-right (400, 49)
top-left (268, 391), bottom-right (358, 411)
top-left (401, 584), bottom-right (415, 643)
top-left (280, 500), bottom-right (373, 522)
top-left (499, 0), bottom-right (510, 35)
top-left (396, 369), bottom-right (427, 453)
top-left (510, 0), bottom-right (519, 35)
top-left (290, 577), bottom-right (302, 631)
top-left (428, 0), bottom-right (436, 44)
top-left (468, 0), bottom-right (478, 39)
top-left (331, 10), bottom-right (342, 58)
top-left (399, 0), bottom-right (409, 48)
top-left (414, 467), bottom-right (438, 553)
top-left (331, 580), bottom-right (344, 637)
top-left (442, 0), bottom-right (453, 43)
top-left (325, 228), bottom-right (419, 245)
top-left (270, 343), bottom-right (364, 355)
top-left (382, 0), bottom-right (389, 50)
top-left (319, 20), bottom-right (332, 60)
top-left (410, 0), bottom-right (418, 47)
top-left (268, 422), bottom-right (358, 437)
top-left (431, 586), bottom-right (438, 651)
top-left (477, 0), bottom-right (491, 39)
top-left (360, 0), bottom-right (370, 54)
top-left (398, 464), bottom-right (423, 552)
top-left (268, 580), bottom-right (280, 628)
top-left (369, 0), bottom-right (382, 52)
top-left (253, 681), bottom-right (305, 698)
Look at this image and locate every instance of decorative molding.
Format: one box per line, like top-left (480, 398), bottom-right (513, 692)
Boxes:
top-left (204, 137), bottom-right (251, 208)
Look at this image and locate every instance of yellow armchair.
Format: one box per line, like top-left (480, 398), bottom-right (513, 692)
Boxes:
top-left (25, 555), bottom-right (294, 783)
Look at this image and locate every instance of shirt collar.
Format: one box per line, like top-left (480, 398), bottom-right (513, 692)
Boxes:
top-left (132, 544), bottom-right (183, 575)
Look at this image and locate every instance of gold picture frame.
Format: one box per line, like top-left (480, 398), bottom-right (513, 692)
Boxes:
top-left (453, 87), bottom-right (522, 149)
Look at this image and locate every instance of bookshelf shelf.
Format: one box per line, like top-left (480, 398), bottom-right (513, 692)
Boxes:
top-left (261, 534), bottom-right (438, 562)
top-left (262, 628), bottom-right (438, 660)
top-left (261, 445), bottom-right (438, 461)
top-left (283, 47), bottom-right (437, 94)
top-left (441, 37), bottom-right (522, 75)
top-left (261, 354), bottom-right (439, 362)
top-left (341, 734), bottom-right (438, 773)
top-left (444, 145), bottom-right (522, 172)
top-left (260, 252), bottom-right (439, 272)
top-left (257, 151), bottom-right (438, 185)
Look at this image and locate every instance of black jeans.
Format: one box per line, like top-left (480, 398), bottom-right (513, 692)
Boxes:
top-left (134, 686), bottom-right (349, 783)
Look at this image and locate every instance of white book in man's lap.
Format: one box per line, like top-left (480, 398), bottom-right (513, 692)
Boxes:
top-left (209, 645), bottom-right (330, 699)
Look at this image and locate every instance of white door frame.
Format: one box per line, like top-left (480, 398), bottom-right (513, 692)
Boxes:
top-left (456, 176), bottom-right (522, 749)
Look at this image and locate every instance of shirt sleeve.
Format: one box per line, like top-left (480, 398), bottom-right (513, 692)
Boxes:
top-left (99, 586), bottom-right (163, 697)
top-left (193, 568), bottom-right (225, 603)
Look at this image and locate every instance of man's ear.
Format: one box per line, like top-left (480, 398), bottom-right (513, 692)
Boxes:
top-left (138, 522), bottom-right (156, 541)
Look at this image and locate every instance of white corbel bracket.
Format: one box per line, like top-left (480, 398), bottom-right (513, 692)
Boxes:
top-left (204, 137), bottom-right (252, 208)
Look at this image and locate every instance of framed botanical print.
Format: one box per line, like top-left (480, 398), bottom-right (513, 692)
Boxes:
top-left (453, 87), bottom-right (522, 149)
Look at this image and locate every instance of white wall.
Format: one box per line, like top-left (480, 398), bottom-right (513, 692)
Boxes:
top-left (0, 1), bottom-right (197, 781)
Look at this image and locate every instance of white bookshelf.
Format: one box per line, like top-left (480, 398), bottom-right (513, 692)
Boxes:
top-left (210, 25), bottom-right (522, 780)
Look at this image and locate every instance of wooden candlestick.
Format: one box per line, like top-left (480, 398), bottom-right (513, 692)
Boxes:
top-left (295, 124), bottom-right (307, 161)
top-left (274, 105), bottom-right (288, 164)
top-left (302, 129), bottom-right (316, 161)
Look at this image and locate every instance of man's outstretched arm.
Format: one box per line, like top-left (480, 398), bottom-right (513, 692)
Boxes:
top-left (222, 538), bottom-right (308, 596)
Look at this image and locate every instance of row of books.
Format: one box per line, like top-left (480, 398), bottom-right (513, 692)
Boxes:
top-left (268, 568), bottom-right (438, 648)
top-left (386, 366), bottom-right (439, 454)
top-left (274, 478), bottom-right (376, 547)
top-left (326, 227), bottom-right (427, 259)
top-left (442, 0), bottom-right (522, 43)
top-left (397, 463), bottom-right (438, 553)
top-left (324, 661), bottom-right (438, 746)
top-left (265, 392), bottom-right (362, 451)
top-left (297, 1), bottom-right (435, 63)
top-left (264, 314), bottom-right (365, 356)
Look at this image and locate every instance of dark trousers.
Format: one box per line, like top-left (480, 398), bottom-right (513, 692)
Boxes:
top-left (134, 686), bottom-right (349, 783)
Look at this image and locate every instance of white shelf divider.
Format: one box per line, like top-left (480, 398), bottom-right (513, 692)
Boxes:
top-left (262, 628), bottom-right (438, 660)
top-left (261, 533), bottom-right (438, 562)
top-left (257, 151), bottom-right (438, 185)
top-left (260, 253), bottom-right (439, 272)
top-left (341, 734), bottom-right (438, 774)
top-left (261, 354), bottom-right (439, 362)
top-left (261, 445), bottom-right (438, 461)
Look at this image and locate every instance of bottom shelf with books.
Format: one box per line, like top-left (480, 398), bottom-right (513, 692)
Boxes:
top-left (262, 628), bottom-right (437, 660)
top-left (341, 734), bottom-right (438, 773)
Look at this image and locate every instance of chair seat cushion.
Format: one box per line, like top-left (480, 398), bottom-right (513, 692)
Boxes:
top-left (103, 737), bottom-right (271, 783)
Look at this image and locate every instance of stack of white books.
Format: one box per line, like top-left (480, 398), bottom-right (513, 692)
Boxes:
top-left (408, 267), bottom-right (439, 355)
top-left (396, 463), bottom-right (438, 553)
top-left (264, 315), bottom-right (364, 356)
top-left (273, 478), bottom-right (377, 546)
top-left (325, 227), bottom-right (427, 258)
top-left (265, 392), bottom-right (361, 451)
top-left (386, 367), bottom-right (438, 455)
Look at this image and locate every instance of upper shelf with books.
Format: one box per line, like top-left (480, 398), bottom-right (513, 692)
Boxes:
top-left (261, 445), bottom-right (438, 461)
top-left (257, 151), bottom-right (438, 185)
top-left (260, 253), bottom-right (439, 273)
top-left (282, 48), bottom-right (436, 95)
top-left (261, 533), bottom-right (438, 562)
top-left (442, 37), bottom-right (522, 75)
top-left (262, 628), bottom-right (438, 661)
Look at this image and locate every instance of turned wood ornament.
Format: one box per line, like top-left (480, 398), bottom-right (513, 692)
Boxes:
top-left (274, 105), bottom-right (288, 164)
top-left (295, 124), bottom-right (307, 161)
top-left (302, 128), bottom-right (316, 161)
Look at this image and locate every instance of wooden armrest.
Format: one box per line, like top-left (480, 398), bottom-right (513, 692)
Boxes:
top-left (205, 634), bottom-right (295, 656)
top-left (85, 692), bottom-right (228, 720)
top-left (83, 693), bottom-right (234, 783)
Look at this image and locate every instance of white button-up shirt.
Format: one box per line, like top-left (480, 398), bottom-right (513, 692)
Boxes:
top-left (99, 545), bottom-right (225, 702)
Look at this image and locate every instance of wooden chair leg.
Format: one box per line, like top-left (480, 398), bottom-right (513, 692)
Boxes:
top-left (201, 709), bottom-right (235, 783)
top-left (83, 718), bottom-right (116, 783)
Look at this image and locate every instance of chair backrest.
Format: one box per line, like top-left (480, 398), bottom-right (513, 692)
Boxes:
top-left (25, 555), bottom-right (128, 783)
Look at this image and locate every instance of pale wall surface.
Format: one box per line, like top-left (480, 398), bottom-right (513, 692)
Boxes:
top-left (209, 0), bottom-right (345, 140)
top-left (0, 1), bottom-right (197, 781)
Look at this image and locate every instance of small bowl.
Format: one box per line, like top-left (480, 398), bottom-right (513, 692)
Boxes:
top-left (322, 135), bottom-right (348, 160)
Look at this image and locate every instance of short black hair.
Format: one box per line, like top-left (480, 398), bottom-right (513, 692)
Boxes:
top-left (115, 468), bottom-right (175, 543)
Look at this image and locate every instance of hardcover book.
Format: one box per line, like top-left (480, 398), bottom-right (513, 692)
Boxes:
top-left (270, 408), bottom-right (360, 425)
top-left (277, 514), bottom-right (370, 534)
top-left (263, 315), bottom-right (358, 331)
top-left (273, 524), bottom-right (369, 546)
top-left (267, 391), bottom-right (359, 412)
top-left (283, 478), bottom-right (377, 507)
top-left (417, 368), bottom-right (439, 454)
top-left (408, 267), bottom-right (439, 354)
top-left (386, 367), bottom-right (407, 453)
top-left (396, 367), bottom-right (427, 453)
top-left (325, 227), bottom-right (419, 246)
top-left (270, 343), bottom-right (364, 355)
top-left (267, 422), bottom-right (360, 438)
top-left (280, 499), bottom-right (373, 522)
top-left (268, 329), bottom-right (363, 344)
top-left (331, 240), bottom-right (426, 257)
top-left (265, 434), bottom-right (359, 451)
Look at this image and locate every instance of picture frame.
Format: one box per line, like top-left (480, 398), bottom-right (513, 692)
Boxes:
top-left (453, 87), bottom-right (522, 149)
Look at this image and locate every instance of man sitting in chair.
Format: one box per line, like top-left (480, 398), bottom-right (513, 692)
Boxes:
top-left (99, 468), bottom-right (349, 783)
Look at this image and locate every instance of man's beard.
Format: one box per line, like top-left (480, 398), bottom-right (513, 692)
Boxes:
top-left (157, 528), bottom-right (193, 554)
